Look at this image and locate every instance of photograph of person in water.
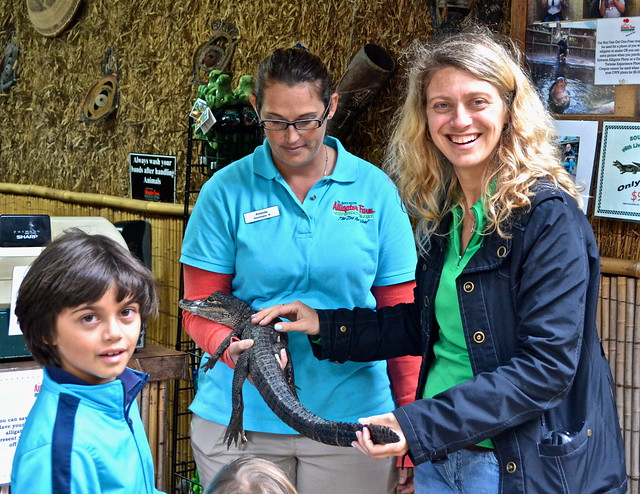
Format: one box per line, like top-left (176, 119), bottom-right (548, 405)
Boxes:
top-left (525, 21), bottom-right (615, 114)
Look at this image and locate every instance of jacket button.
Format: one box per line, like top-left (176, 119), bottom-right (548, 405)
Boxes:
top-left (473, 331), bottom-right (485, 343)
top-left (423, 296), bottom-right (429, 307)
top-left (463, 281), bottom-right (474, 293)
top-left (496, 245), bottom-right (507, 258)
top-left (339, 326), bottom-right (347, 333)
top-left (506, 461), bottom-right (517, 474)
top-left (422, 264), bottom-right (428, 271)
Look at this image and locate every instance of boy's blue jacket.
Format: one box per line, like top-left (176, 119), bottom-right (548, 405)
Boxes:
top-left (11, 366), bottom-right (163, 494)
top-left (314, 184), bottom-right (628, 493)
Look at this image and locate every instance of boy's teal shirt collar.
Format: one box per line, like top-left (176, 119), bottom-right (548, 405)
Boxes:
top-left (46, 365), bottom-right (148, 408)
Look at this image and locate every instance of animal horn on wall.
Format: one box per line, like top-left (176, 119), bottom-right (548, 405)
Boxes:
top-left (327, 44), bottom-right (396, 142)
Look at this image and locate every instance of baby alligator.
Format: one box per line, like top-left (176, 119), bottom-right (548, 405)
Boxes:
top-left (179, 291), bottom-right (400, 448)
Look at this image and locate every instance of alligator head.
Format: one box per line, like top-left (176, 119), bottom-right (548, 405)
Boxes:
top-left (179, 291), bottom-right (253, 328)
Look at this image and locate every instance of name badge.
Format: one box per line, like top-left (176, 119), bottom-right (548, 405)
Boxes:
top-left (244, 206), bottom-right (280, 224)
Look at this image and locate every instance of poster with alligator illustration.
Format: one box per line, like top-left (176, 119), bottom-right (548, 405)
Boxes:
top-left (595, 121), bottom-right (640, 221)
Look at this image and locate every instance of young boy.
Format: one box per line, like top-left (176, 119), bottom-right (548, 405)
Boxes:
top-left (11, 228), bottom-right (164, 494)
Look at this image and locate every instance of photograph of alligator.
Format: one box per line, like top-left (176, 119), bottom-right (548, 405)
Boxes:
top-left (179, 291), bottom-right (400, 448)
top-left (612, 160), bottom-right (640, 174)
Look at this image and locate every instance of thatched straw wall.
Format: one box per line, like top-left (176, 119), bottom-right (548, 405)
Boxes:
top-left (0, 0), bottom-right (515, 195)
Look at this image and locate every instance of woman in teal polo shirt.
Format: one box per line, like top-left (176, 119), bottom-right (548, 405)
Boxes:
top-left (180, 47), bottom-right (419, 493)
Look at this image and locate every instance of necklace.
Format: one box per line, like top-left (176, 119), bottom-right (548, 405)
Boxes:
top-left (323, 145), bottom-right (329, 177)
top-left (466, 209), bottom-right (476, 233)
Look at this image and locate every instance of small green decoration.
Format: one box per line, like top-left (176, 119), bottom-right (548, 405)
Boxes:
top-left (192, 72), bottom-right (261, 174)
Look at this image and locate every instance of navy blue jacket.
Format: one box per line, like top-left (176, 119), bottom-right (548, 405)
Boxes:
top-left (314, 184), bottom-right (627, 493)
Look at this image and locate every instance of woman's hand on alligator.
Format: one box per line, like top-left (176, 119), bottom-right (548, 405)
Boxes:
top-left (228, 338), bottom-right (255, 366)
top-left (353, 413), bottom-right (409, 459)
top-left (228, 339), bottom-right (288, 376)
top-left (251, 301), bottom-right (321, 336)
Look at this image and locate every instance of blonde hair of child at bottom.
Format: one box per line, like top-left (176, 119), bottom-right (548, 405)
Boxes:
top-left (204, 455), bottom-right (298, 494)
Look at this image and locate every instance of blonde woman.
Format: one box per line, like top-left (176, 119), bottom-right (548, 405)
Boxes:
top-left (252, 28), bottom-right (627, 494)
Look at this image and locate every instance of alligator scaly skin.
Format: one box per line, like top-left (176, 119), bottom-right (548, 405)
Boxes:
top-left (179, 291), bottom-right (400, 448)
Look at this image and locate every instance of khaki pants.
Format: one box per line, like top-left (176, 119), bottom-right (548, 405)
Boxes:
top-left (191, 414), bottom-right (397, 494)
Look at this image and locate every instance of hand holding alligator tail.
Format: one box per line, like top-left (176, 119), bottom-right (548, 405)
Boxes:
top-left (353, 413), bottom-right (409, 459)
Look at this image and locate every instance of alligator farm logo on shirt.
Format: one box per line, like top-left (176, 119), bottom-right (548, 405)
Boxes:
top-left (332, 201), bottom-right (375, 223)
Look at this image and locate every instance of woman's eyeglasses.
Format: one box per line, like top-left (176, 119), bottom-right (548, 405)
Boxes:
top-left (259, 104), bottom-right (330, 131)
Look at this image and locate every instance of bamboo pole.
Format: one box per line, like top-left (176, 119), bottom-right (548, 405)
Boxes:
top-left (140, 385), bottom-right (150, 435)
top-left (148, 381), bottom-right (159, 473)
top-left (597, 275), bottom-right (603, 333)
top-left (616, 278), bottom-right (626, 430)
top-left (609, 277), bottom-right (618, 381)
top-left (632, 279), bottom-right (640, 490)
top-left (623, 278), bottom-right (634, 481)
top-left (600, 276), bottom-right (611, 359)
top-left (0, 183), bottom-right (189, 216)
top-left (601, 257), bottom-right (640, 278)
top-left (157, 381), bottom-right (168, 492)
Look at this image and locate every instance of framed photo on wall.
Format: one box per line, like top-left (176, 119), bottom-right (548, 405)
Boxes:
top-left (555, 119), bottom-right (599, 213)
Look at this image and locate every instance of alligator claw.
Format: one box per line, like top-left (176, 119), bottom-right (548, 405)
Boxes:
top-left (223, 427), bottom-right (247, 449)
top-left (200, 357), bottom-right (216, 373)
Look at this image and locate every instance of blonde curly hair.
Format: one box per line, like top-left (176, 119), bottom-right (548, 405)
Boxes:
top-left (384, 27), bottom-right (581, 247)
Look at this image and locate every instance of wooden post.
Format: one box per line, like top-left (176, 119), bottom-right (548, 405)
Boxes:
top-left (156, 382), bottom-right (167, 492)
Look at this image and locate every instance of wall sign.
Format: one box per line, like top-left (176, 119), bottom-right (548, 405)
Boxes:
top-left (0, 367), bottom-right (43, 485)
top-left (594, 121), bottom-right (640, 221)
top-left (595, 17), bottom-right (640, 85)
top-left (129, 153), bottom-right (176, 203)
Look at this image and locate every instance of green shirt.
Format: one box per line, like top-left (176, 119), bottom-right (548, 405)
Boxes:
top-left (423, 198), bottom-right (493, 449)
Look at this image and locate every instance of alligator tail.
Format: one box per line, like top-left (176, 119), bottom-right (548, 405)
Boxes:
top-left (251, 339), bottom-right (400, 447)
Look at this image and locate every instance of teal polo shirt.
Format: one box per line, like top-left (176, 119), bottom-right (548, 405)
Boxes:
top-left (181, 136), bottom-right (417, 434)
top-left (423, 198), bottom-right (493, 449)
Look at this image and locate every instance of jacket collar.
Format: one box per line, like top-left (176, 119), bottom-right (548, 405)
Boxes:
top-left (426, 211), bottom-right (511, 272)
top-left (46, 366), bottom-right (149, 409)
